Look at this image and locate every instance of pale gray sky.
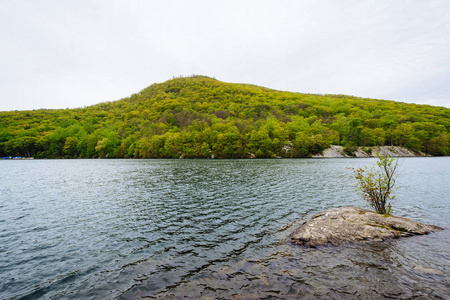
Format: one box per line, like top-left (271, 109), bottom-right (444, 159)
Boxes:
top-left (1, 0), bottom-right (449, 111)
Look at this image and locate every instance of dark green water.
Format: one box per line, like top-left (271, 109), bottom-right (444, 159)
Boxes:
top-left (0, 158), bottom-right (449, 299)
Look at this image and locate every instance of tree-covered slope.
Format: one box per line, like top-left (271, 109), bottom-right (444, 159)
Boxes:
top-left (1, 75), bottom-right (449, 158)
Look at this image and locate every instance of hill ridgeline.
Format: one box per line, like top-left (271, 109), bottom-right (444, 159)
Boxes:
top-left (1, 75), bottom-right (449, 158)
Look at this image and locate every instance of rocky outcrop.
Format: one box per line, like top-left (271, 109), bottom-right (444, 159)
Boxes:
top-left (312, 145), bottom-right (428, 158)
top-left (291, 207), bottom-right (443, 247)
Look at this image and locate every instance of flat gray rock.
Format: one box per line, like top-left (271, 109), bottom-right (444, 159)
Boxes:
top-left (291, 207), bottom-right (443, 247)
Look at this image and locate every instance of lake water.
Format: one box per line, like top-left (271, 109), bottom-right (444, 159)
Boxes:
top-left (0, 158), bottom-right (449, 299)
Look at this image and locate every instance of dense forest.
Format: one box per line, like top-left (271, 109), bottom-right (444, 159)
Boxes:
top-left (1, 75), bottom-right (449, 158)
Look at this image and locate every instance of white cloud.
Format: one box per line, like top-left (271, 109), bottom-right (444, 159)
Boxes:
top-left (0, 0), bottom-right (449, 111)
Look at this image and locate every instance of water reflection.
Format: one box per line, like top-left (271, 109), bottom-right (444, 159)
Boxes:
top-left (0, 158), bottom-right (448, 299)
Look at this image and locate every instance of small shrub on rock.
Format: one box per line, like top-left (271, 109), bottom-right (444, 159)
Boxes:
top-left (352, 154), bottom-right (399, 215)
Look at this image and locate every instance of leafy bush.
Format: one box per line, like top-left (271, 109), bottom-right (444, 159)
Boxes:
top-left (343, 145), bottom-right (357, 157)
top-left (352, 154), bottom-right (399, 215)
top-left (363, 147), bottom-right (372, 155)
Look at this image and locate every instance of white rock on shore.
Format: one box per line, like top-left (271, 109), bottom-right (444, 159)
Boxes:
top-left (312, 145), bottom-right (428, 158)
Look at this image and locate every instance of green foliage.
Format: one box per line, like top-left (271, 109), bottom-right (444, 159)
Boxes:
top-left (363, 147), bottom-right (373, 155)
top-left (352, 154), bottom-right (399, 215)
top-left (1, 75), bottom-right (449, 158)
top-left (343, 145), bottom-right (357, 157)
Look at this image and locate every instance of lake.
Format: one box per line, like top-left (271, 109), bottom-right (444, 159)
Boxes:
top-left (0, 158), bottom-right (449, 299)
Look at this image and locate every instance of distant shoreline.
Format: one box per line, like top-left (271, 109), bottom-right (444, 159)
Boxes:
top-left (0, 145), bottom-right (437, 160)
top-left (3, 153), bottom-right (442, 160)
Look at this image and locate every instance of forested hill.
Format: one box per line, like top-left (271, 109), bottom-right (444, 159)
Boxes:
top-left (1, 75), bottom-right (449, 158)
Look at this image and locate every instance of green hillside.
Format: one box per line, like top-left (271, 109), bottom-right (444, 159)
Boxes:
top-left (1, 75), bottom-right (449, 158)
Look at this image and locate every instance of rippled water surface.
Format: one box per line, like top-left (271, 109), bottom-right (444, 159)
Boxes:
top-left (0, 158), bottom-right (449, 299)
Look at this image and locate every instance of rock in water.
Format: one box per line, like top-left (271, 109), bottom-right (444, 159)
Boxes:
top-left (290, 207), bottom-right (443, 247)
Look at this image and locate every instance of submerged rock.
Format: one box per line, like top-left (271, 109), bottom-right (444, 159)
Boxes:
top-left (291, 207), bottom-right (443, 247)
top-left (413, 265), bottom-right (444, 275)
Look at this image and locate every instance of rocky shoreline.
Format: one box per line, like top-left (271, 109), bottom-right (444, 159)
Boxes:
top-left (312, 145), bottom-right (428, 158)
top-left (291, 207), bottom-right (443, 247)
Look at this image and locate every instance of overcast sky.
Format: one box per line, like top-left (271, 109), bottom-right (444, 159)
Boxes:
top-left (1, 0), bottom-right (449, 111)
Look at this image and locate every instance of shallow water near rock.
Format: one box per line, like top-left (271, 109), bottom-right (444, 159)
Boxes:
top-left (0, 158), bottom-right (449, 299)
